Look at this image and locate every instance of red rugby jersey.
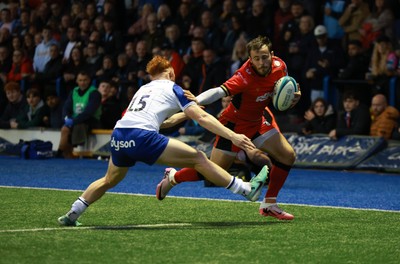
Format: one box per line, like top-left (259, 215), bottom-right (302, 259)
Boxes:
top-left (220, 56), bottom-right (287, 122)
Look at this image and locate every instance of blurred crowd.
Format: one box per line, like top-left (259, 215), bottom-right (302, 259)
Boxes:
top-left (0, 0), bottom-right (400, 142)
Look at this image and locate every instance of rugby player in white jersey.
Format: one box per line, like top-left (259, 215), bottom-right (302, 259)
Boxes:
top-left (58, 55), bottom-right (269, 226)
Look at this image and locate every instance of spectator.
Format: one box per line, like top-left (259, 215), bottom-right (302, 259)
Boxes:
top-left (229, 35), bottom-right (248, 76)
top-left (360, 0), bottom-right (394, 50)
top-left (280, 0), bottom-right (308, 61)
top-left (0, 27), bottom-right (12, 48)
top-left (368, 35), bottom-right (398, 96)
top-left (33, 26), bottom-right (58, 73)
top-left (160, 42), bottom-right (185, 82)
top-left (217, 95), bottom-right (232, 118)
top-left (102, 15), bottom-right (124, 57)
top-left (173, 2), bottom-right (194, 41)
top-left (339, 0), bottom-right (370, 44)
top-left (128, 40), bottom-right (152, 87)
top-left (223, 14), bottom-right (246, 59)
top-left (285, 15), bottom-right (315, 86)
top-left (328, 90), bottom-right (371, 139)
top-left (43, 90), bottom-right (64, 129)
top-left (56, 71), bottom-right (102, 159)
top-left (49, 2), bottom-right (63, 24)
top-left (97, 80), bottom-right (122, 129)
top-left (95, 55), bottom-right (116, 84)
top-left (234, 0), bottom-right (250, 23)
top-left (244, 0), bottom-right (273, 40)
top-left (61, 26), bottom-right (81, 63)
top-left (323, 0), bottom-right (347, 46)
top-left (70, 1), bottom-right (85, 27)
top-left (301, 97), bottom-right (336, 135)
top-left (11, 35), bottom-right (22, 55)
top-left (0, 8), bottom-right (16, 33)
top-left (78, 17), bottom-right (93, 46)
top-left (62, 46), bottom-right (87, 94)
top-left (113, 53), bottom-right (130, 96)
top-left (141, 12), bottom-right (164, 54)
top-left (370, 93), bottom-right (399, 139)
top-left (218, 0), bottom-right (235, 36)
top-left (338, 40), bottom-right (370, 80)
top-left (11, 87), bottom-right (48, 129)
top-left (197, 48), bottom-right (227, 117)
top-left (7, 49), bottom-right (34, 84)
top-left (273, 0), bottom-right (294, 56)
top-left (85, 2), bottom-right (98, 24)
top-left (12, 9), bottom-right (31, 36)
top-left (126, 3), bottom-right (154, 41)
top-left (0, 45), bottom-right (12, 85)
top-left (59, 14), bottom-right (72, 45)
top-left (164, 24), bottom-right (189, 56)
top-left (31, 43), bottom-right (63, 97)
top-left (84, 41), bottom-right (103, 79)
top-left (200, 10), bottom-right (224, 55)
top-left (337, 39), bottom-right (370, 106)
top-left (0, 81), bottom-right (27, 128)
top-left (22, 33), bottom-right (36, 60)
top-left (303, 25), bottom-right (345, 104)
top-left (181, 37), bottom-right (206, 95)
top-left (156, 4), bottom-right (173, 31)
top-left (31, 3), bottom-right (50, 35)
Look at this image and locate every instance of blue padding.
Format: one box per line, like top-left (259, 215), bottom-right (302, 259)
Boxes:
top-left (284, 134), bottom-right (386, 169)
top-left (389, 77), bottom-right (397, 107)
top-left (357, 141), bottom-right (400, 173)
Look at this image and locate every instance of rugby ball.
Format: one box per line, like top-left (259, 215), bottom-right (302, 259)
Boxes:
top-left (272, 76), bottom-right (298, 111)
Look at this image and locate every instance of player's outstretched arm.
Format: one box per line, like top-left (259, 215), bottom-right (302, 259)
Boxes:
top-left (192, 87), bottom-right (227, 106)
top-left (184, 104), bottom-right (255, 151)
top-left (160, 112), bottom-right (188, 129)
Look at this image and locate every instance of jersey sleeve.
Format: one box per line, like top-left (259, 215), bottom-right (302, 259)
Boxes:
top-left (221, 71), bottom-right (248, 96)
top-left (172, 84), bottom-right (196, 111)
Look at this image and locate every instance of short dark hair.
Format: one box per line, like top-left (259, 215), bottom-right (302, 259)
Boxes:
top-left (348, 40), bottom-right (362, 47)
top-left (343, 90), bottom-right (359, 101)
top-left (247, 36), bottom-right (272, 55)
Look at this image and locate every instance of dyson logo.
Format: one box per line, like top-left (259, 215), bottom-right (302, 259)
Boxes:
top-left (111, 137), bottom-right (136, 151)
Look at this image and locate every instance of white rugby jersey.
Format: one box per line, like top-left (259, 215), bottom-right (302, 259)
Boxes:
top-left (115, 79), bottom-right (195, 131)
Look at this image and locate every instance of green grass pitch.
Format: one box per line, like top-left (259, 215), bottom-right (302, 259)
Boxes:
top-left (1, 187), bottom-right (399, 264)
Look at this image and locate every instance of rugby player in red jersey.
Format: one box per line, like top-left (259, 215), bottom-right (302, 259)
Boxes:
top-left (157, 36), bottom-right (301, 220)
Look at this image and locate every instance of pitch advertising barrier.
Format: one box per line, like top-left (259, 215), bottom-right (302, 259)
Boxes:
top-left (284, 134), bottom-right (387, 170)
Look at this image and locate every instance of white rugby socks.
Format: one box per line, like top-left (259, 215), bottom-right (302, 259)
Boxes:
top-left (226, 176), bottom-right (250, 195)
top-left (67, 197), bottom-right (89, 221)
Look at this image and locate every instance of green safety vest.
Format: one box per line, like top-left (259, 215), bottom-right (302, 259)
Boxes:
top-left (72, 86), bottom-right (101, 120)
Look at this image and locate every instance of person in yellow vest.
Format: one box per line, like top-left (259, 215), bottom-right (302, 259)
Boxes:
top-left (56, 71), bottom-right (101, 158)
top-left (370, 94), bottom-right (399, 140)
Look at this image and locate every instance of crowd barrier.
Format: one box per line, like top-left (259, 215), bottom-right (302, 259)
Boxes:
top-left (0, 129), bottom-right (399, 174)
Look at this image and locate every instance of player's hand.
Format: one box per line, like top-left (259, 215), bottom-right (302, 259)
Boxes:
top-left (231, 133), bottom-right (255, 151)
top-left (328, 129), bottom-right (337, 140)
top-left (183, 90), bottom-right (198, 104)
top-left (290, 84), bottom-right (301, 108)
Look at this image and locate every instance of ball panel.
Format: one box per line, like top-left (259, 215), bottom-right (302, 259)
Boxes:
top-left (273, 76), bottom-right (297, 111)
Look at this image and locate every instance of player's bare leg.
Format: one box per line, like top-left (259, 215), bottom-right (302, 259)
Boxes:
top-left (258, 133), bottom-right (295, 220)
top-left (156, 139), bottom-right (268, 201)
top-left (58, 159), bottom-right (129, 226)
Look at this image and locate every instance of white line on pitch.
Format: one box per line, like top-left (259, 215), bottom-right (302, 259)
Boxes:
top-left (0, 223), bottom-right (192, 233)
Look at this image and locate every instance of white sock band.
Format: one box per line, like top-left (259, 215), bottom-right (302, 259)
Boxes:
top-left (67, 197), bottom-right (89, 221)
top-left (227, 177), bottom-right (250, 195)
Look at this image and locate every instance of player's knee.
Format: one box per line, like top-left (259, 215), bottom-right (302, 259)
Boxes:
top-left (285, 147), bottom-right (296, 165)
top-left (194, 150), bottom-right (209, 165)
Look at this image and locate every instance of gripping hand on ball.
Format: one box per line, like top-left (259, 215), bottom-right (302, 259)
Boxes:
top-left (290, 84), bottom-right (301, 108)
